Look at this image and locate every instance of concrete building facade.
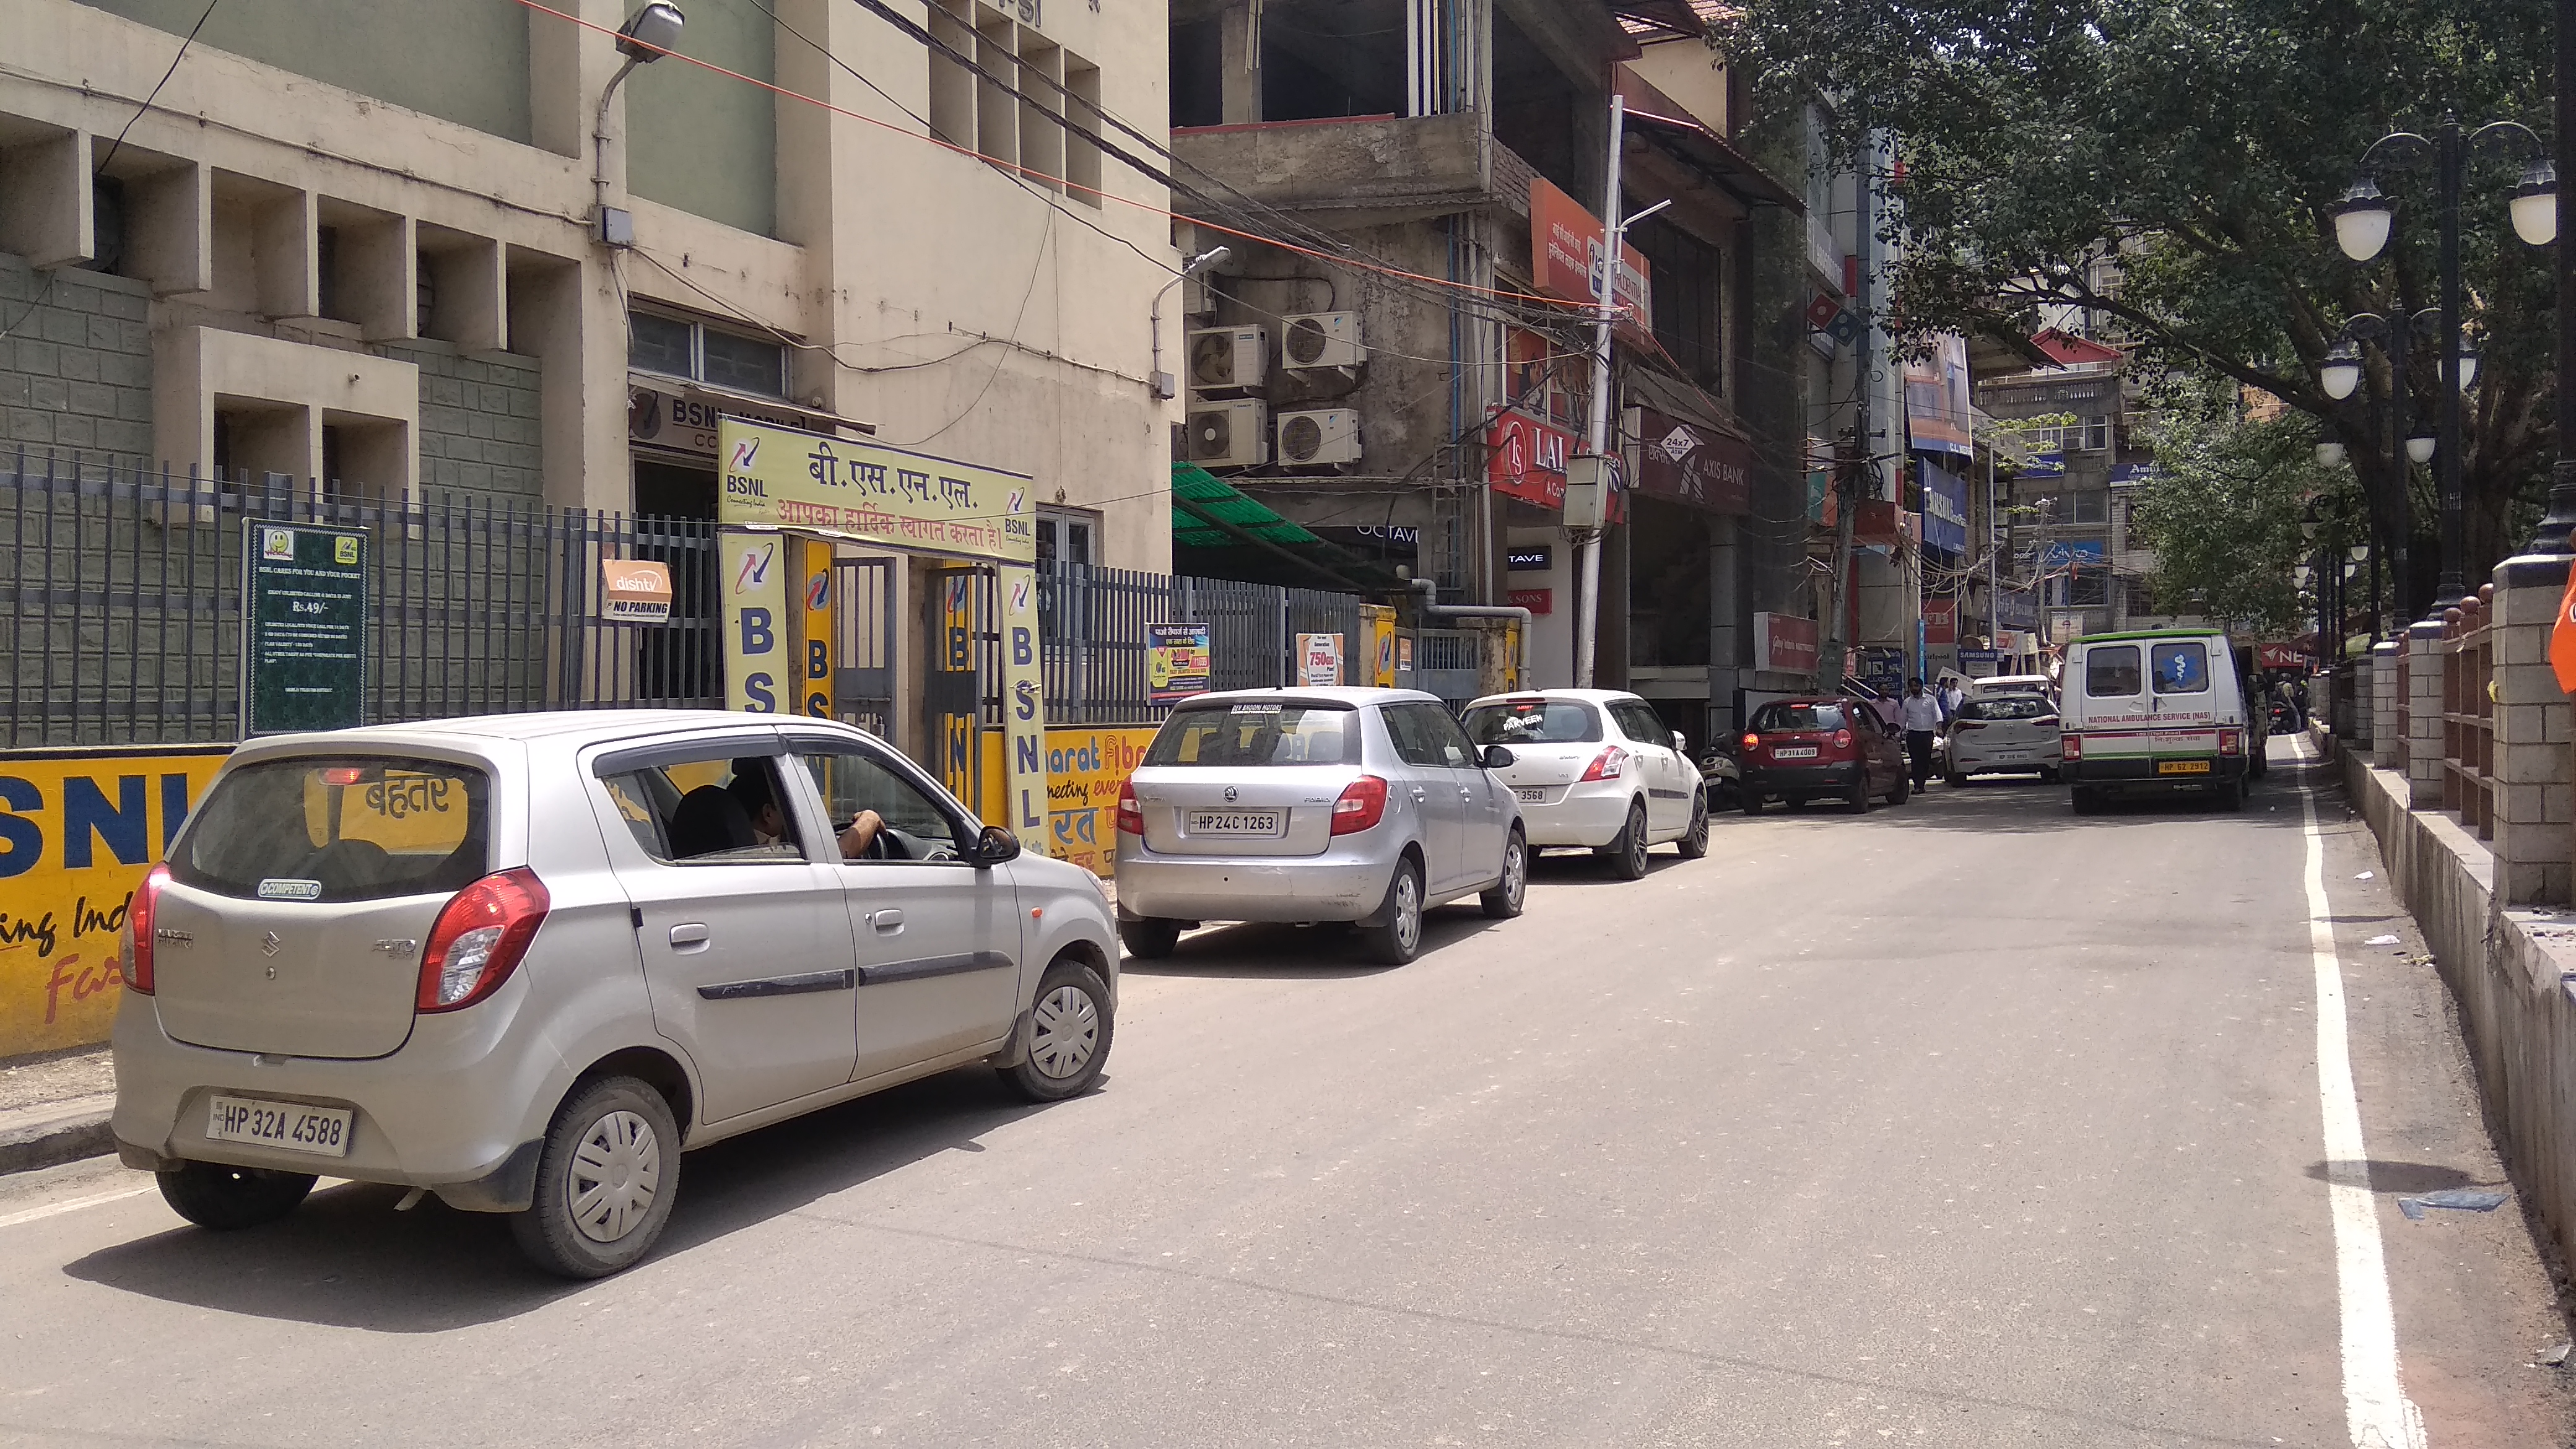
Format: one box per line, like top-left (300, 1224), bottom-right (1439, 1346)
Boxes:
top-left (1160, 0), bottom-right (1806, 746)
top-left (4, 0), bottom-right (1178, 561)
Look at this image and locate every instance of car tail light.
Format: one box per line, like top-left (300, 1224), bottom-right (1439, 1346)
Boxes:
top-left (1579, 747), bottom-right (1629, 782)
top-left (1331, 774), bottom-right (1388, 835)
top-left (2219, 729), bottom-right (2241, 755)
top-left (2034, 715), bottom-right (2060, 728)
top-left (2062, 733), bottom-right (2083, 761)
top-left (1115, 780), bottom-right (1144, 835)
top-left (121, 863), bottom-right (170, 994)
top-left (1951, 720), bottom-right (1985, 732)
top-left (418, 868), bottom-right (550, 1013)
top-left (1830, 729), bottom-right (1853, 751)
top-left (1740, 732), bottom-right (1759, 754)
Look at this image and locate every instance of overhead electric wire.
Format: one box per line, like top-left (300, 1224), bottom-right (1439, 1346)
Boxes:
top-left (510, 0), bottom-right (1605, 333)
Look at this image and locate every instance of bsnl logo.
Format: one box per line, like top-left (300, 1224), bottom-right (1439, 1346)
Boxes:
top-left (724, 473), bottom-right (767, 503)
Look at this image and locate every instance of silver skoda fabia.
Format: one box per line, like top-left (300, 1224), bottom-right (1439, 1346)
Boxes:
top-left (112, 710), bottom-right (1117, 1277)
top-left (1111, 687), bottom-right (1527, 964)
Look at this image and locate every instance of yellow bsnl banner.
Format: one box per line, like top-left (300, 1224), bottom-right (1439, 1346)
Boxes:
top-left (1, 748), bottom-right (228, 1058)
top-left (718, 419), bottom-right (1036, 564)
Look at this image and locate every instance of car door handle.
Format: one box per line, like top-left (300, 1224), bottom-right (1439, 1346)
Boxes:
top-left (870, 908), bottom-right (905, 931)
top-left (1408, 786), bottom-right (1426, 801)
top-left (669, 923), bottom-right (710, 952)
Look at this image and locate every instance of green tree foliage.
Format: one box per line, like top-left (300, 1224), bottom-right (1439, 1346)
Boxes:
top-left (1713, 1), bottom-right (2552, 603)
top-left (2131, 398), bottom-right (2355, 635)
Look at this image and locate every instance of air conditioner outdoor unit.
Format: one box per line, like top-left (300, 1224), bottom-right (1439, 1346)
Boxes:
top-left (1187, 326), bottom-right (1268, 394)
top-left (1181, 270), bottom-right (1219, 320)
top-left (1186, 399), bottom-right (1269, 467)
top-left (1281, 311), bottom-right (1365, 370)
top-left (1276, 408), bottom-right (1361, 466)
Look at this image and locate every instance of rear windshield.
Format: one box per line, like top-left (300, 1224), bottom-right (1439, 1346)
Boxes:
top-left (1146, 702), bottom-right (1356, 767)
top-left (1960, 695), bottom-right (2056, 721)
top-left (173, 755), bottom-right (489, 902)
top-left (1461, 698), bottom-right (1603, 745)
top-left (2152, 642), bottom-right (2210, 693)
top-left (2085, 646), bottom-right (2143, 697)
top-left (1751, 702), bottom-right (1844, 733)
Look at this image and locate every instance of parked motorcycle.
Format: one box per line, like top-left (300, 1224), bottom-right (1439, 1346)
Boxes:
top-left (1699, 744), bottom-right (1741, 804)
top-left (2268, 698), bottom-right (2297, 734)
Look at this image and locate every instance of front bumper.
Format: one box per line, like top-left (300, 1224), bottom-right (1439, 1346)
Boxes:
top-left (1512, 781), bottom-right (1637, 848)
top-left (1113, 835), bottom-right (1401, 923)
top-left (1743, 762), bottom-right (1862, 798)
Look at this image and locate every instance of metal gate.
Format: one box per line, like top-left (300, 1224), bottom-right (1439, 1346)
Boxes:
top-left (830, 555), bottom-right (898, 738)
top-left (925, 564), bottom-right (1001, 809)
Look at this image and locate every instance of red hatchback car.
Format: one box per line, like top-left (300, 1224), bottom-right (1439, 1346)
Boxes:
top-left (1738, 697), bottom-right (1910, 814)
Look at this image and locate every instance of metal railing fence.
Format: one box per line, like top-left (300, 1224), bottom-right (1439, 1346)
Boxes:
top-left (2, 452), bottom-right (720, 747)
top-left (1040, 562), bottom-right (1373, 724)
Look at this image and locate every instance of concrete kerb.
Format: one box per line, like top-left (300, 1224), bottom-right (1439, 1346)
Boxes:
top-left (2338, 746), bottom-right (2576, 1284)
top-left (0, 1097), bottom-right (113, 1175)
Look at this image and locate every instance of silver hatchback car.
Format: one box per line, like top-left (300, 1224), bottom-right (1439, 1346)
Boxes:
top-left (1111, 687), bottom-right (1526, 965)
top-left (112, 711), bottom-right (1117, 1277)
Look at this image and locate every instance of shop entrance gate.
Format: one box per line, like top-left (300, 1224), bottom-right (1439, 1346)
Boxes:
top-left (829, 555), bottom-right (899, 738)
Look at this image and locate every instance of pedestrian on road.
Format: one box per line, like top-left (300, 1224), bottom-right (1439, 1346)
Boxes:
top-left (1938, 677), bottom-right (1965, 722)
top-left (1899, 677), bottom-right (1943, 789)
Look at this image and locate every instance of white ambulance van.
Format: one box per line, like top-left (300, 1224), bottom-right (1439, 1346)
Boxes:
top-left (2057, 629), bottom-right (2257, 814)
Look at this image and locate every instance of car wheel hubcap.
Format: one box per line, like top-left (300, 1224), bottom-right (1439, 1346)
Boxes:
top-left (568, 1108), bottom-right (660, 1244)
top-left (1030, 985), bottom-right (1100, 1079)
top-left (1395, 872), bottom-right (1421, 951)
top-left (1505, 838), bottom-right (1525, 903)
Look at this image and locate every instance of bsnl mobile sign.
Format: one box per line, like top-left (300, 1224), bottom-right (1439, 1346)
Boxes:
top-left (0, 749), bottom-right (228, 1056)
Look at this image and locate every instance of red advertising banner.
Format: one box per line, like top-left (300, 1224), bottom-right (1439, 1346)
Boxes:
top-left (1634, 408), bottom-right (1752, 515)
top-left (1486, 406), bottom-right (1575, 508)
top-left (1924, 597), bottom-right (1957, 645)
top-left (1755, 611), bottom-right (1820, 675)
top-left (2256, 642), bottom-right (2305, 671)
top-left (1531, 176), bottom-right (1651, 340)
top-left (1508, 588), bottom-right (1554, 616)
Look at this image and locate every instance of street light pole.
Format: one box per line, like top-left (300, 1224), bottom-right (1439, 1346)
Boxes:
top-left (2434, 117), bottom-right (2468, 604)
top-left (2327, 117), bottom-right (2550, 610)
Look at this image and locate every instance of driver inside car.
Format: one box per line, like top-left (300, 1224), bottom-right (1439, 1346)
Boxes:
top-left (727, 759), bottom-right (884, 859)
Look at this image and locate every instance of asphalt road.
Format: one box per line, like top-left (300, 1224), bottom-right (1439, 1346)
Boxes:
top-left (2, 741), bottom-right (2570, 1447)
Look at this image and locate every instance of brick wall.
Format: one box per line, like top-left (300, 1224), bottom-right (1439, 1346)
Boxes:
top-left (371, 340), bottom-right (544, 503)
top-left (0, 251), bottom-right (154, 460)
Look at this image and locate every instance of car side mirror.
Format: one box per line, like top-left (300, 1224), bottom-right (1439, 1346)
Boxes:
top-left (1481, 744), bottom-right (1516, 770)
top-left (1671, 730), bottom-right (1688, 752)
top-left (967, 823), bottom-right (1022, 866)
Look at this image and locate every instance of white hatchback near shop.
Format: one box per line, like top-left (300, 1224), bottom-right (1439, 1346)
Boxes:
top-left (1942, 691), bottom-right (2063, 785)
top-left (110, 711), bottom-right (1117, 1279)
top-left (1460, 689), bottom-right (1708, 877)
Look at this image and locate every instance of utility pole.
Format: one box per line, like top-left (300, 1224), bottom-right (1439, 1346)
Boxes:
top-left (1572, 94), bottom-right (1665, 687)
top-left (1821, 118), bottom-right (1869, 690)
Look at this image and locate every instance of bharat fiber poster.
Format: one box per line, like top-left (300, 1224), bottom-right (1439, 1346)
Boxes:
top-left (0, 748), bottom-right (229, 1057)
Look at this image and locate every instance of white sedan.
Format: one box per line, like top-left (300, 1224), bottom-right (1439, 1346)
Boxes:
top-left (1460, 689), bottom-right (1708, 878)
top-left (1943, 691), bottom-right (2063, 785)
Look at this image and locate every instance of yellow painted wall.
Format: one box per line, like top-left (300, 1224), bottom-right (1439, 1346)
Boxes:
top-left (0, 747), bottom-right (229, 1059)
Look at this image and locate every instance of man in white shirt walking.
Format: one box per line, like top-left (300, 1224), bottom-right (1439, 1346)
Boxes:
top-left (1899, 677), bottom-right (1944, 790)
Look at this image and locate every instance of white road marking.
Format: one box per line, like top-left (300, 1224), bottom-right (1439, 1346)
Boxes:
top-left (2293, 739), bottom-right (2427, 1449)
top-left (0, 1183), bottom-right (154, 1230)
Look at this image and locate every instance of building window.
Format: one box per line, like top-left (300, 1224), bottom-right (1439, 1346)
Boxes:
top-left (930, 0), bottom-right (1103, 207)
top-left (2065, 490), bottom-right (2108, 524)
top-left (629, 310), bottom-right (790, 398)
top-left (1631, 216), bottom-right (1724, 394)
top-left (1037, 507), bottom-right (1097, 567)
top-left (2080, 415), bottom-right (2112, 451)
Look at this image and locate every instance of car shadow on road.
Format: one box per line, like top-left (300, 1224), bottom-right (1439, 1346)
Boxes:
top-left (1121, 905), bottom-right (1511, 978)
top-left (60, 1069), bottom-right (1073, 1333)
top-left (1811, 773), bottom-right (2317, 835)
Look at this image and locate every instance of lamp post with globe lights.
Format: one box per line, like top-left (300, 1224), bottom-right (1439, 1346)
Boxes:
top-left (2326, 116), bottom-right (2552, 614)
top-left (2318, 308), bottom-right (2447, 617)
